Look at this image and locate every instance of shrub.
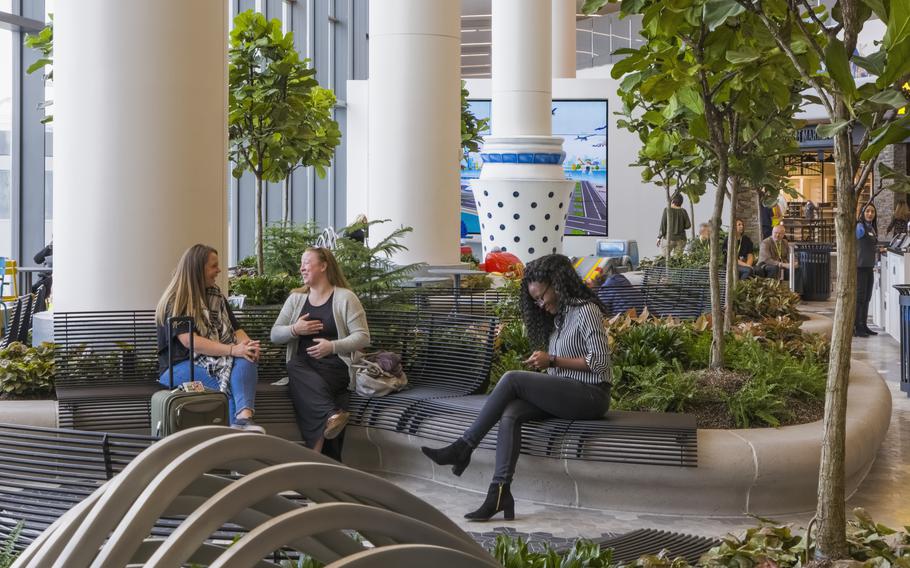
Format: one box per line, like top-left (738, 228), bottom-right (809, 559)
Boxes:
top-left (229, 273), bottom-right (298, 306)
top-left (0, 342), bottom-right (55, 398)
top-left (229, 220), bottom-right (423, 306)
top-left (493, 534), bottom-right (615, 567)
top-left (261, 222), bottom-right (322, 276)
top-left (611, 321), bottom-right (692, 368)
top-left (733, 278), bottom-right (802, 321)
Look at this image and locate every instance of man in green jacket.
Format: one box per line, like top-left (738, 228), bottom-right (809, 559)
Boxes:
top-left (657, 193), bottom-right (691, 255)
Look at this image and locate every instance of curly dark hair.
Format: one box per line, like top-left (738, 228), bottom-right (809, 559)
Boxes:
top-left (520, 254), bottom-right (607, 347)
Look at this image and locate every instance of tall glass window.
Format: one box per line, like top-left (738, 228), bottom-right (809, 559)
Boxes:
top-left (43, 0), bottom-right (54, 243)
top-left (0, 6), bottom-right (14, 259)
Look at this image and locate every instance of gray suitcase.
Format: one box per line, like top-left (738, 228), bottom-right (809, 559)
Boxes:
top-left (151, 316), bottom-right (229, 437)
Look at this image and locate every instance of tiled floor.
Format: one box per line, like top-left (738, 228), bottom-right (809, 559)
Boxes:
top-left (378, 300), bottom-right (910, 541)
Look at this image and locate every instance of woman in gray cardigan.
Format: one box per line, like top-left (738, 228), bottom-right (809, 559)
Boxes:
top-left (271, 247), bottom-right (370, 459)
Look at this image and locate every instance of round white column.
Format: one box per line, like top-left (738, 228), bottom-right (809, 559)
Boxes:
top-left (491, 0), bottom-right (552, 137)
top-left (53, 0), bottom-right (228, 311)
top-left (368, 0), bottom-right (461, 266)
top-left (472, 0), bottom-right (574, 264)
top-left (552, 0), bottom-right (577, 78)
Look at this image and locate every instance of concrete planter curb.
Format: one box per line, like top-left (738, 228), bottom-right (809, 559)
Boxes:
top-left (0, 399), bottom-right (58, 428)
top-left (800, 312), bottom-right (834, 337)
top-left (344, 359), bottom-right (890, 516)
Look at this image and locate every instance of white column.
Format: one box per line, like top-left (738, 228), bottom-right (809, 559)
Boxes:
top-left (552, 0), bottom-right (577, 78)
top-left (53, 0), bottom-right (228, 311)
top-left (368, 1), bottom-right (461, 266)
top-left (472, 0), bottom-right (575, 264)
top-left (491, 0), bottom-right (551, 137)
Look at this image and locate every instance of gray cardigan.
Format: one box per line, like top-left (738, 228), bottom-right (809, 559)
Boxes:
top-left (270, 287), bottom-right (370, 389)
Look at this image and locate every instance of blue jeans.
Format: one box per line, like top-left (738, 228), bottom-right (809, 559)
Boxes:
top-left (159, 358), bottom-right (258, 424)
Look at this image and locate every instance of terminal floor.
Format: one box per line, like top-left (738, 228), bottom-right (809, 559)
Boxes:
top-left (377, 300), bottom-right (910, 541)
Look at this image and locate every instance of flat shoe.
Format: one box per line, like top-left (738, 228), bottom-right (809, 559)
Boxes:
top-left (324, 410), bottom-right (350, 440)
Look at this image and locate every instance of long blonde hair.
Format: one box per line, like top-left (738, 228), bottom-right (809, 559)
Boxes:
top-left (293, 247), bottom-right (350, 293)
top-left (156, 244), bottom-right (217, 329)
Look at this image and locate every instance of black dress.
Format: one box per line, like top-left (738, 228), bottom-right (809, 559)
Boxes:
top-left (287, 293), bottom-right (351, 454)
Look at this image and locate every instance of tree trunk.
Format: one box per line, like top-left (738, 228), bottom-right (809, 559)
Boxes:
top-left (664, 186), bottom-right (672, 277)
top-left (724, 177), bottom-right (740, 332)
top-left (255, 176), bottom-right (265, 275)
top-left (814, 121), bottom-right (857, 561)
top-left (689, 198), bottom-right (697, 240)
top-left (708, 163), bottom-right (728, 368)
top-left (282, 175), bottom-right (291, 225)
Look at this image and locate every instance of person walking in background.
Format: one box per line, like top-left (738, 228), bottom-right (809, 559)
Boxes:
top-left (156, 244), bottom-right (264, 432)
top-left (657, 193), bottom-right (691, 255)
top-left (855, 204), bottom-right (881, 337)
top-left (420, 254), bottom-right (610, 521)
top-left (271, 247), bottom-right (370, 460)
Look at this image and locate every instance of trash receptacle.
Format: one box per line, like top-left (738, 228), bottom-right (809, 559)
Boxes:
top-left (795, 243), bottom-right (834, 301)
top-left (895, 284), bottom-right (910, 396)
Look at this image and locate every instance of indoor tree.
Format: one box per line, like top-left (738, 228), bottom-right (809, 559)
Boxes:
top-left (591, 0), bottom-right (803, 367)
top-left (229, 9), bottom-right (340, 274)
top-left (723, 0), bottom-right (910, 558)
top-left (23, 17), bottom-right (53, 123)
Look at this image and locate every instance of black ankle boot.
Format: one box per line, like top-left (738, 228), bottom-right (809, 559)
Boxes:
top-left (863, 325), bottom-right (878, 336)
top-left (421, 439), bottom-right (472, 476)
top-left (465, 482), bottom-right (515, 521)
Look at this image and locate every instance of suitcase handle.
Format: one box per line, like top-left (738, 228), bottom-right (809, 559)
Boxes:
top-left (167, 316), bottom-right (195, 389)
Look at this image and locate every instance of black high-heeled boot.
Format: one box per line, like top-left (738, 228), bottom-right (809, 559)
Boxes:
top-left (465, 482), bottom-right (514, 521)
top-left (421, 439), bottom-right (472, 476)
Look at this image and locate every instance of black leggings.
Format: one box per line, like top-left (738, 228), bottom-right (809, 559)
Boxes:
top-left (856, 267), bottom-right (874, 330)
top-left (461, 370), bottom-right (610, 483)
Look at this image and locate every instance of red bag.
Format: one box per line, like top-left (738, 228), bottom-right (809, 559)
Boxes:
top-left (481, 251), bottom-right (523, 274)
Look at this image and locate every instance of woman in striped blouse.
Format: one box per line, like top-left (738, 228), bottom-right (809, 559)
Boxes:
top-left (422, 254), bottom-right (611, 521)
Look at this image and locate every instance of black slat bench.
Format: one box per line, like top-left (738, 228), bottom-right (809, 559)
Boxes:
top-left (53, 302), bottom-right (697, 468)
top-left (0, 423), bottom-right (156, 548)
top-left (400, 395), bottom-right (697, 467)
top-left (53, 307), bottom-right (499, 434)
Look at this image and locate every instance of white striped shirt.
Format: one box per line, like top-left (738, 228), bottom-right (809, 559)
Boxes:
top-left (546, 301), bottom-right (611, 385)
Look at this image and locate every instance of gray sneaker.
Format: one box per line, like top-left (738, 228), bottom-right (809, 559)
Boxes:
top-left (231, 418), bottom-right (266, 433)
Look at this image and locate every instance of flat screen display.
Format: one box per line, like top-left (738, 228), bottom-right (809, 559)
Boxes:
top-left (460, 99), bottom-right (608, 237)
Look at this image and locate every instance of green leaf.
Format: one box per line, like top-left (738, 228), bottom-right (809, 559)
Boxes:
top-left (677, 87), bottom-right (704, 114)
top-left (726, 47), bottom-right (761, 64)
top-left (860, 0), bottom-right (888, 21)
top-left (642, 110), bottom-right (667, 125)
top-left (703, 0), bottom-right (745, 31)
top-left (885, 0), bottom-right (910, 50)
top-left (26, 58), bottom-right (52, 75)
top-left (640, 74), bottom-right (679, 102)
top-left (816, 120), bottom-right (851, 138)
top-left (867, 89), bottom-right (909, 109)
top-left (861, 117), bottom-right (910, 160)
top-left (582, 0), bottom-right (610, 15)
top-left (853, 49), bottom-right (886, 77)
top-left (824, 37), bottom-right (857, 104)
top-left (879, 162), bottom-right (910, 194)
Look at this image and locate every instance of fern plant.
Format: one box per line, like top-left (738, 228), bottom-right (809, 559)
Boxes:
top-left (0, 522), bottom-right (23, 568)
top-left (333, 220), bottom-right (424, 305)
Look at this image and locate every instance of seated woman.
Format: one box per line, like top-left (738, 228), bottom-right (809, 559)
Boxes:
top-left (156, 244), bottom-right (263, 432)
top-left (271, 247), bottom-right (370, 460)
top-left (421, 254), bottom-right (611, 521)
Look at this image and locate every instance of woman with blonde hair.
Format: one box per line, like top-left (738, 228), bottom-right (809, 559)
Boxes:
top-left (156, 244), bottom-right (263, 431)
top-left (271, 247), bottom-right (370, 459)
